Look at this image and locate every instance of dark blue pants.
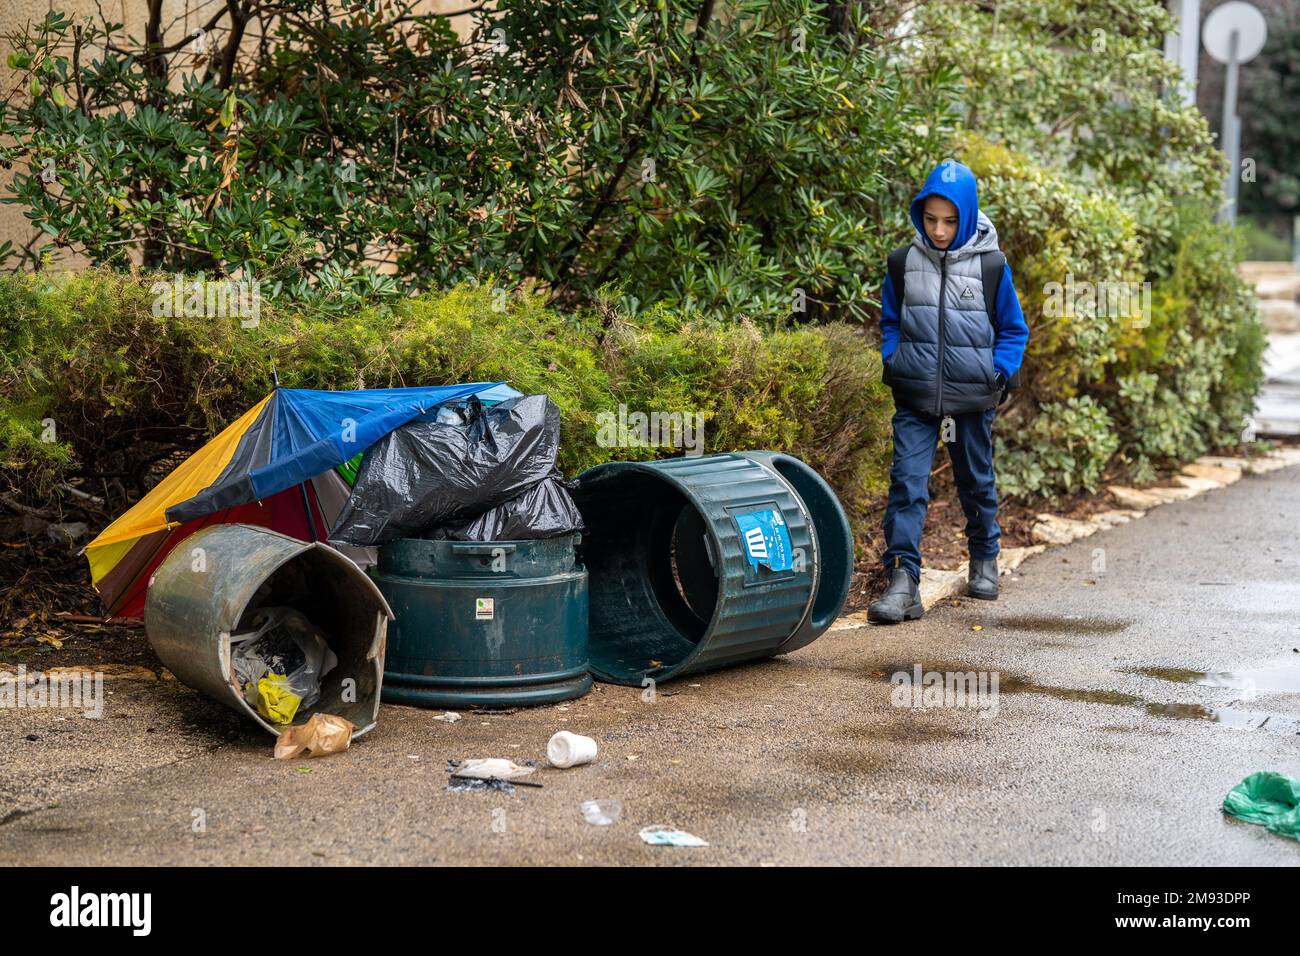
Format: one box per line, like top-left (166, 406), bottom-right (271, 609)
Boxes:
top-left (882, 405), bottom-right (1000, 584)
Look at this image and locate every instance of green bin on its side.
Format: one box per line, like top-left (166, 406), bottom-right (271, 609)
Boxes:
top-left (738, 451), bottom-right (854, 654)
top-left (572, 453), bottom-right (828, 686)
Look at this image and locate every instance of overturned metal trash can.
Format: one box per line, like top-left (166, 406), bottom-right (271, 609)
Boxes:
top-left (144, 523), bottom-right (392, 736)
top-left (571, 452), bottom-right (851, 686)
top-left (372, 535), bottom-right (591, 709)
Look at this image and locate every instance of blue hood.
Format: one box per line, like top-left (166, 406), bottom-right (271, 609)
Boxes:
top-left (909, 161), bottom-right (980, 251)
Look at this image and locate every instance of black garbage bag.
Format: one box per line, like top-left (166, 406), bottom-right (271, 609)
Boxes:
top-left (425, 475), bottom-right (585, 541)
top-left (330, 394), bottom-right (570, 546)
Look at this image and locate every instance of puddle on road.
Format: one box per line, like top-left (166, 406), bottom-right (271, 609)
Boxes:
top-left (998, 679), bottom-right (1143, 707)
top-left (806, 719), bottom-right (973, 776)
top-left (1099, 724), bottom-right (1172, 736)
top-left (1125, 662), bottom-right (1300, 695)
top-left (1143, 703), bottom-right (1300, 734)
top-left (859, 660), bottom-right (1300, 737)
top-left (985, 615), bottom-right (1133, 635)
top-left (1122, 660), bottom-right (1300, 735)
top-left (866, 660), bottom-right (1140, 707)
top-left (804, 748), bottom-right (895, 775)
top-left (1126, 666), bottom-right (1203, 684)
top-left (835, 721), bottom-right (969, 744)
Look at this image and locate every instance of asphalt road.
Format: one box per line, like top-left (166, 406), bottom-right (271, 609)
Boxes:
top-left (2, 462), bottom-right (1299, 865)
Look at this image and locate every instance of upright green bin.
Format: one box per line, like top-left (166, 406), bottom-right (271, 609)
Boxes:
top-left (371, 535), bottom-right (591, 708)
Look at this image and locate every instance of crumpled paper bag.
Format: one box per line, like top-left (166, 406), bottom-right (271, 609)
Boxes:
top-left (274, 713), bottom-right (357, 760)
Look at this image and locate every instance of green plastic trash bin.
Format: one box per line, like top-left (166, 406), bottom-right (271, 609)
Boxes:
top-left (738, 451), bottom-right (854, 653)
top-left (572, 453), bottom-right (833, 686)
top-left (371, 534), bottom-right (591, 708)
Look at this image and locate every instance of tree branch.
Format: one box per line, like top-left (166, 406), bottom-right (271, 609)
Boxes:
top-left (217, 0), bottom-right (250, 90)
top-left (552, 1), bottom-right (719, 293)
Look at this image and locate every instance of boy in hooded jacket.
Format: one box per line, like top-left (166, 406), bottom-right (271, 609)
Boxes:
top-left (868, 160), bottom-right (1030, 624)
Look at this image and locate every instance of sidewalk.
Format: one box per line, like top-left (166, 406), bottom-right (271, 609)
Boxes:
top-left (1256, 332), bottom-right (1300, 436)
top-left (1242, 259), bottom-right (1300, 436)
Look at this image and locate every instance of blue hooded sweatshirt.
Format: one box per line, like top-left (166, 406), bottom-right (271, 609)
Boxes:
top-left (880, 162), bottom-right (1029, 385)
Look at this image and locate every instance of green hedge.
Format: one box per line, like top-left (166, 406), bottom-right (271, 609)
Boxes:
top-left (0, 270), bottom-right (894, 535)
top-left (0, 239), bottom-right (1266, 547)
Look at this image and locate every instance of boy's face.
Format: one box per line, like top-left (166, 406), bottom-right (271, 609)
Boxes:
top-left (921, 195), bottom-right (959, 249)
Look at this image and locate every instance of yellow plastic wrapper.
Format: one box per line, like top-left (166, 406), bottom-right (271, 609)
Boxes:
top-left (247, 674), bottom-right (302, 725)
top-left (274, 713), bottom-right (357, 760)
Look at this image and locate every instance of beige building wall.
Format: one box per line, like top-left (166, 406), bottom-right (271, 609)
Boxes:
top-left (0, 0), bottom-right (478, 267)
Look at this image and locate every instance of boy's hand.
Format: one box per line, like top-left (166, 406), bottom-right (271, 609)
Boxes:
top-left (994, 371), bottom-right (1010, 406)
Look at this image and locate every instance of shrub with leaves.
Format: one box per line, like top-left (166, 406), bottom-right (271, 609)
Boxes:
top-left (994, 395), bottom-right (1119, 499)
top-left (913, 0), bottom-right (1221, 257)
top-left (1105, 211), bottom-right (1266, 477)
top-left (0, 1), bottom-right (952, 321)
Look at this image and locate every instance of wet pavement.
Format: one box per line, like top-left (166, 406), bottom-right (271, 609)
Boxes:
top-left (2, 461), bottom-right (1299, 865)
top-left (1255, 332), bottom-right (1300, 437)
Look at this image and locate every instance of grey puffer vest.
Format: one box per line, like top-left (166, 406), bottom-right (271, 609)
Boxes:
top-left (884, 211), bottom-right (1002, 417)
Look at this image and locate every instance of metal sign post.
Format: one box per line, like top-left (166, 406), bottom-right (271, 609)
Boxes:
top-left (1203, 2), bottom-right (1268, 224)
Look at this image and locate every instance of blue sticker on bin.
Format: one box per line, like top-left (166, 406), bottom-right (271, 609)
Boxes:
top-left (734, 509), bottom-right (793, 572)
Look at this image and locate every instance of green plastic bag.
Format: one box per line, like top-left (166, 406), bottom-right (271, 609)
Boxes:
top-left (1222, 771), bottom-right (1300, 841)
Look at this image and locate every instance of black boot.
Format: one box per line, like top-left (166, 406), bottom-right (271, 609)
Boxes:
top-left (966, 557), bottom-right (999, 600)
top-left (868, 568), bottom-right (923, 624)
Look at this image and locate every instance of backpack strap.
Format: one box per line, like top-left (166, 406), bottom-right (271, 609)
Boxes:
top-left (979, 249), bottom-right (1004, 320)
top-left (886, 245), bottom-right (909, 312)
top-left (979, 249), bottom-right (1019, 389)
